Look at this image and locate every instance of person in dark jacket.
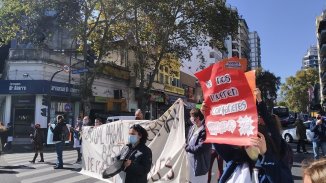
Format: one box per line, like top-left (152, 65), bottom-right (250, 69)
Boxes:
top-left (185, 108), bottom-right (211, 182)
top-left (49, 115), bottom-right (67, 169)
top-left (117, 124), bottom-right (152, 183)
top-left (295, 118), bottom-right (307, 153)
top-left (310, 113), bottom-right (326, 159)
top-left (201, 88), bottom-right (293, 183)
top-left (29, 123), bottom-right (44, 163)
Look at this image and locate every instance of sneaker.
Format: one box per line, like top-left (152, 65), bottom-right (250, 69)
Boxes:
top-left (29, 161), bottom-right (35, 164)
top-left (38, 160), bottom-right (44, 162)
top-left (53, 166), bottom-right (63, 169)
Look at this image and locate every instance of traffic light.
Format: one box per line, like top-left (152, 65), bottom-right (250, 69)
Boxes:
top-left (42, 96), bottom-right (48, 106)
top-left (41, 108), bottom-right (47, 117)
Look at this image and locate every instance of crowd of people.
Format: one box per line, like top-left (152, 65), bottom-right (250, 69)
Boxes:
top-left (1, 91), bottom-right (326, 183)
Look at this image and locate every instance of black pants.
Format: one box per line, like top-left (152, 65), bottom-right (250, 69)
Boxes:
top-left (297, 139), bottom-right (307, 152)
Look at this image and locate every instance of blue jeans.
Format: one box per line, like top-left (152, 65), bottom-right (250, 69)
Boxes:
top-left (312, 141), bottom-right (326, 159)
top-left (55, 141), bottom-right (64, 167)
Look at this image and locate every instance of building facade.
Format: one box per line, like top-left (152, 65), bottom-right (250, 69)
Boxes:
top-left (249, 31), bottom-right (262, 69)
top-left (225, 18), bottom-right (251, 65)
top-left (302, 45), bottom-right (318, 70)
top-left (316, 10), bottom-right (326, 109)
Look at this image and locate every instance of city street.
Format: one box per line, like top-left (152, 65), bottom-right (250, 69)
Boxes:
top-left (0, 147), bottom-right (106, 183)
top-left (0, 142), bottom-right (315, 183)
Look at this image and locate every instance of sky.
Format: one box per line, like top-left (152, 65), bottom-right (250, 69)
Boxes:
top-left (226, 0), bottom-right (326, 83)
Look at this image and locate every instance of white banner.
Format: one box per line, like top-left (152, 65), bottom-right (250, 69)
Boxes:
top-left (80, 99), bottom-right (189, 182)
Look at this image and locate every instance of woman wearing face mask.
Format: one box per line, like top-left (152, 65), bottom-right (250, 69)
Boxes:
top-left (117, 124), bottom-right (152, 183)
top-left (185, 108), bottom-right (211, 182)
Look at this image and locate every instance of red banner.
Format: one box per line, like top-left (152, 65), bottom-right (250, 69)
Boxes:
top-left (195, 59), bottom-right (258, 146)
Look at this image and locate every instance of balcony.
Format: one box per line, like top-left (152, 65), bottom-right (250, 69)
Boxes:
top-left (321, 58), bottom-right (326, 71)
top-left (321, 44), bottom-right (326, 58)
top-left (318, 19), bottom-right (326, 34)
top-left (164, 84), bottom-right (185, 95)
top-left (319, 30), bottom-right (326, 45)
top-left (322, 72), bottom-right (326, 84)
top-left (8, 48), bottom-right (80, 66)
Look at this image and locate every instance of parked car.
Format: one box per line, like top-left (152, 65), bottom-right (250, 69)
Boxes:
top-left (282, 120), bottom-right (314, 143)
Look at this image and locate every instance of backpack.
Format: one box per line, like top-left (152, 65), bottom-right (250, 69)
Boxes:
top-left (281, 139), bottom-right (293, 170)
top-left (61, 125), bottom-right (70, 142)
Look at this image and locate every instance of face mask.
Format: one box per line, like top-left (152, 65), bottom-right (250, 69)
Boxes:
top-left (128, 135), bottom-right (139, 145)
top-left (83, 120), bottom-right (89, 125)
top-left (190, 117), bottom-right (195, 124)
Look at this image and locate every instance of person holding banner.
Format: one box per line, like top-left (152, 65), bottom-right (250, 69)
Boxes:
top-left (135, 109), bottom-right (144, 120)
top-left (201, 88), bottom-right (293, 183)
top-left (115, 124), bottom-right (152, 183)
top-left (185, 108), bottom-right (211, 182)
top-left (48, 115), bottom-right (67, 169)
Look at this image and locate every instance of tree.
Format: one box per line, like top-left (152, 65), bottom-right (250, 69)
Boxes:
top-left (120, 0), bottom-right (239, 111)
top-left (0, 0), bottom-right (130, 115)
top-left (0, 0), bottom-right (239, 114)
top-left (280, 68), bottom-right (319, 113)
top-left (256, 68), bottom-right (281, 110)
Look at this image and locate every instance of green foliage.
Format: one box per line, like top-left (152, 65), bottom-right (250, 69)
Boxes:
top-left (0, 0), bottom-right (239, 112)
top-left (256, 68), bottom-right (281, 110)
top-left (280, 68), bottom-right (319, 113)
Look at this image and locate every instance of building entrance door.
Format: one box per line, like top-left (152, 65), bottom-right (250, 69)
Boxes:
top-left (13, 108), bottom-right (34, 138)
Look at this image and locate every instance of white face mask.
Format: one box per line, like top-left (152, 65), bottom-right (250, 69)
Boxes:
top-left (190, 117), bottom-right (195, 124)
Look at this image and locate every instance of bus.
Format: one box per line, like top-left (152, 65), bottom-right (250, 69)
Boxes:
top-left (272, 106), bottom-right (293, 126)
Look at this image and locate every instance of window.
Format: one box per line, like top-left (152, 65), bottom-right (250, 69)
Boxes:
top-left (160, 65), bottom-right (163, 71)
top-left (165, 75), bottom-right (169, 84)
top-left (160, 74), bottom-right (164, 83)
top-left (165, 67), bottom-right (169, 73)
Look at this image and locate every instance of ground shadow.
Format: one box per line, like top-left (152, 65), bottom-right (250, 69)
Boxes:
top-left (0, 170), bottom-right (19, 174)
top-left (0, 165), bottom-right (35, 170)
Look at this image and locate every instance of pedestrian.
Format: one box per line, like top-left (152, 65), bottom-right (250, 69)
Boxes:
top-left (135, 109), bottom-right (144, 120)
top-left (185, 108), bottom-right (211, 182)
top-left (310, 113), bottom-right (326, 159)
top-left (103, 124), bottom-right (152, 183)
top-left (0, 122), bottom-right (7, 155)
top-left (94, 118), bottom-right (103, 127)
top-left (49, 115), bottom-right (67, 169)
top-left (29, 123), bottom-right (44, 163)
top-left (82, 116), bottom-right (90, 126)
top-left (295, 118), bottom-right (308, 153)
top-left (5, 122), bottom-right (13, 151)
top-left (302, 158), bottom-right (326, 183)
top-left (70, 117), bottom-right (83, 163)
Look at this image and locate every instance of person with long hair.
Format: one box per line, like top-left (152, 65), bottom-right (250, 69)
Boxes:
top-left (117, 124), bottom-right (152, 183)
top-left (29, 123), bottom-right (44, 163)
top-left (303, 158), bottom-right (326, 183)
top-left (201, 88), bottom-right (293, 183)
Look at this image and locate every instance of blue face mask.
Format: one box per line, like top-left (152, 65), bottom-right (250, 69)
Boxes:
top-left (128, 135), bottom-right (139, 145)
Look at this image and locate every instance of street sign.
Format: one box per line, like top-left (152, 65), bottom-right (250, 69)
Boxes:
top-left (63, 65), bottom-right (70, 73)
top-left (64, 103), bottom-right (72, 112)
top-left (72, 68), bottom-right (89, 74)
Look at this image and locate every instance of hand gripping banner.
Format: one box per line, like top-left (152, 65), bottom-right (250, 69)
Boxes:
top-left (195, 58), bottom-right (258, 146)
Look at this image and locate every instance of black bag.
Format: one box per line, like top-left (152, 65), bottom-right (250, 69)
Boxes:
top-left (102, 160), bottom-right (124, 179)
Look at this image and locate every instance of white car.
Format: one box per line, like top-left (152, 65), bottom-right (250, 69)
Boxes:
top-left (282, 121), bottom-right (314, 143)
